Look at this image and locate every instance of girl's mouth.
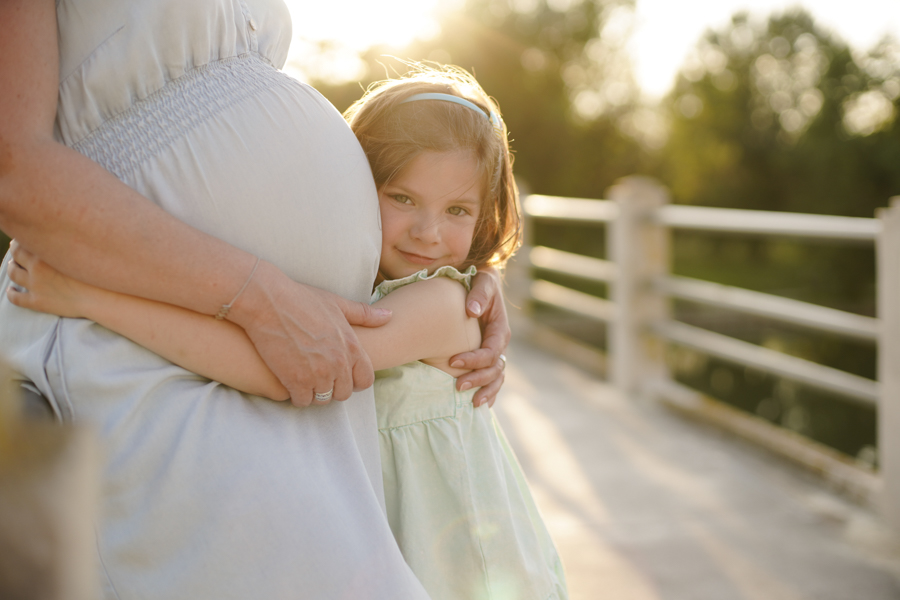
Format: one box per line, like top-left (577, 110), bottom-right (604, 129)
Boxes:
top-left (397, 249), bottom-right (437, 265)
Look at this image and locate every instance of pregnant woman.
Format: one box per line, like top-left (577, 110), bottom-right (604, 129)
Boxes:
top-left (0, 0), bottom-right (508, 598)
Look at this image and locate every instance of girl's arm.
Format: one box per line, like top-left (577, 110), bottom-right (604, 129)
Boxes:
top-left (8, 245), bottom-right (479, 401)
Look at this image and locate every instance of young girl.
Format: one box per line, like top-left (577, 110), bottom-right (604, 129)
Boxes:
top-left (8, 66), bottom-right (568, 600)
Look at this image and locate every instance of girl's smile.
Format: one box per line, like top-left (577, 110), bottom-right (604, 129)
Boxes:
top-left (377, 150), bottom-right (484, 282)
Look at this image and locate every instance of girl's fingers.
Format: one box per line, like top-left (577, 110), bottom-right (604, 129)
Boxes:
top-left (10, 239), bottom-right (29, 266)
top-left (7, 257), bottom-right (28, 285)
top-left (6, 254), bottom-right (32, 308)
top-left (6, 284), bottom-right (23, 305)
top-left (7, 257), bottom-right (22, 278)
top-left (10, 240), bottom-right (42, 272)
top-left (6, 272), bottom-right (31, 308)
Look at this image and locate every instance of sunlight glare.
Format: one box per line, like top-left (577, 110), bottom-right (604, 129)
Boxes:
top-left (282, 0), bottom-right (447, 51)
top-left (282, 0), bottom-right (450, 81)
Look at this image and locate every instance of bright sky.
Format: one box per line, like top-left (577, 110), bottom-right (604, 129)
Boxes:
top-left (283, 0), bottom-right (900, 98)
top-left (631, 0), bottom-right (900, 98)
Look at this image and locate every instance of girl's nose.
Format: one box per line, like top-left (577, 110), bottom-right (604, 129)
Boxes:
top-left (410, 214), bottom-right (441, 243)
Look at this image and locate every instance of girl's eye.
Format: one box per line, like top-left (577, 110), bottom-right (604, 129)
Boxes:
top-left (448, 206), bottom-right (469, 216)
top-left (391, 194), bottom-right (413, 205)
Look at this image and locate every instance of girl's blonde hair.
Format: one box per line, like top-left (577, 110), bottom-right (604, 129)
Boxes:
top-left (344, 64), bottom-right (522, 270)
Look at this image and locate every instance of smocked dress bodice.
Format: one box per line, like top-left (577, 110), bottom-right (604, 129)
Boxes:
top-left (56, 0), bottom-right (291, 147)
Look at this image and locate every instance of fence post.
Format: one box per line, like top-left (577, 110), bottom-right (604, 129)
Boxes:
top-left (877, 197), bottom-right (900, 532)
top-left (607, 176), bottom-right (671, 397)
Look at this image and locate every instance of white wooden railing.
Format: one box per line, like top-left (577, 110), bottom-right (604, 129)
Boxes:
top-left (522, 175), bottom-right (900, 532)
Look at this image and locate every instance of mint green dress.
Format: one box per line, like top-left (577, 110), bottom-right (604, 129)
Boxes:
top-left (373, 266), bottom-right (569, 600)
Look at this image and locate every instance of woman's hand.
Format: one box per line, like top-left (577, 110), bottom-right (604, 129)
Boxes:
top-left (226, 261), bottom-right (392, 407)
top-left (6, 240), bottom-right (92, 318)
top-left (450, 268), bottom-right (511, 408)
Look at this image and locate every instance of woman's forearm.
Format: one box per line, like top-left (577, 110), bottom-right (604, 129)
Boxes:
top-left (2, 139), bottom-right (259, 316)
top-left (0, 0), bottom-right (253, 316)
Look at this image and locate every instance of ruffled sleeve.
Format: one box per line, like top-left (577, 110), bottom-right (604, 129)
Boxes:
top-left (370, 266), bottom-right (477, 304)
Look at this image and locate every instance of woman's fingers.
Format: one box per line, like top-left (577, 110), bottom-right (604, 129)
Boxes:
top-left (454, 346), bottom-right (496, 376)
top-left (464, 269), bottom-right (499, 318)
top-left (456, 349), bottom-right (507, 406)
top-left (310, 382), bottom-right (337, 405)
top-left (227, 264), bottom-right (377, 408)
top-left (339, 297), bottom-right (391, 392)
top-left (451, 319), bottom-right (507, 373)
top-left (454, 272), bottom-right (510, 406)
top-left (475, 371), bottom-right (504, 408)
top-left (454, 268), bottom-right (510, 374)
top-left (471, 355), bottom-right (506, 407)
top-left (474, 354), bottom-right (508, 407)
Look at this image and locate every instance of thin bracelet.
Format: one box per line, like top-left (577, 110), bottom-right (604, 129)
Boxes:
top-left (214, 256), bottom-right (261, 320)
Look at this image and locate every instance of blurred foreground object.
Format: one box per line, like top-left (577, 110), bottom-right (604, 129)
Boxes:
top-left (0, 362), bottom-right (99, 600)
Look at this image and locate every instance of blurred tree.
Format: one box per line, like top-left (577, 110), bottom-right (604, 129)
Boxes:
top-left (310, 0), bottom-right (648, 199)
top-left (656, 10), bottom-right (896, 457)
top-left (659, 9), bottom-right (899, 218)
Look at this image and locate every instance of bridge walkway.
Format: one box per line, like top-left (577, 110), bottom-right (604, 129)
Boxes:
top-left (493, 337), bottom-right (900, 600)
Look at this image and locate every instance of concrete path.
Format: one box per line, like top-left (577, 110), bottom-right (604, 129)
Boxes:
top-left (493, 339), bottom-right (900, 600)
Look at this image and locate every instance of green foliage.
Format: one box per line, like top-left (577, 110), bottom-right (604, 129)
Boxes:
top-left (659, 9), bottom-right (900, 217)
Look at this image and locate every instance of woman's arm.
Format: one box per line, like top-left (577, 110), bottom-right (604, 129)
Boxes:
top-left (0, 0), bottom-right (389, 406)
top-left (8, 245), bottom-right (478, 401)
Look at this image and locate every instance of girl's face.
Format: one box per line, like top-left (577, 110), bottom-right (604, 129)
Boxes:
top-left (377, 150), bottom-right (483, 282)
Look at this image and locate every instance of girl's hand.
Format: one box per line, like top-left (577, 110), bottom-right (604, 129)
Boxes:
top-left (450, 268), bottom-right (511, 407)
top-left (6, 240), bottom-right (90, 318)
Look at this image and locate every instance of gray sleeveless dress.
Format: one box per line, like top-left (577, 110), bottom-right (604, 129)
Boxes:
top-left (0, 0), bottom-right (429, 598)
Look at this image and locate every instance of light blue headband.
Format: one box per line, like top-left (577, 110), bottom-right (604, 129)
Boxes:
top-left (401, 92), bottom-right (504, 138)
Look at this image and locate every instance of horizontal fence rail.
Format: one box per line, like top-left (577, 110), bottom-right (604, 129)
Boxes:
top-left (524, 195), bottom-right (618, 223)
top-left (655, 205), bottom-right (882, 242)
top-left (654, 275), bottom-right (880, 341)
top-left (529, 246), bottom-right (617, 284)
top-left (530, 280), bottom-right (616, 323)
top-left (522, 179), bottom-right (899, 530)
top-left (651, 320), bottom-right (878, 406)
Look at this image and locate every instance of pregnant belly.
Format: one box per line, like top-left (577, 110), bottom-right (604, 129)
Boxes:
top-left (76, 54), bottom-right (380, 301)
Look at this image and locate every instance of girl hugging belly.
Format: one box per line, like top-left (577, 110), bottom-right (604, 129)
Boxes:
top-left (8, 64), bottom-right (568, 600)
